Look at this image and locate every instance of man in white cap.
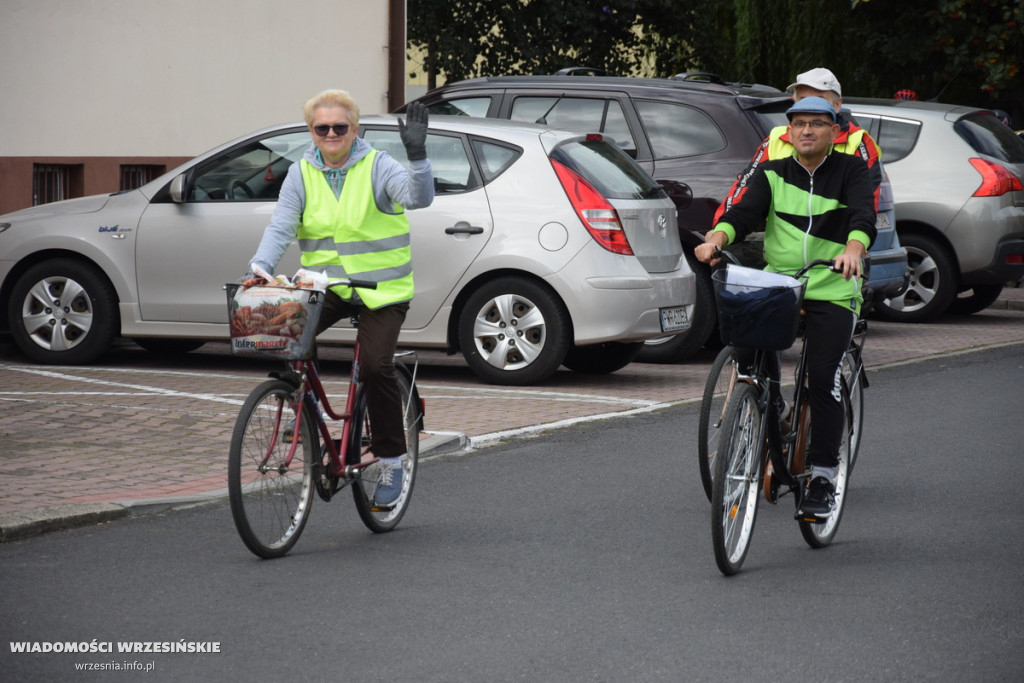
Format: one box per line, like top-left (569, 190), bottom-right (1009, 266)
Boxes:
top-left (697, 96), bottom-right (877, 519)
top-left (715, 67), bottom-right (884, 225)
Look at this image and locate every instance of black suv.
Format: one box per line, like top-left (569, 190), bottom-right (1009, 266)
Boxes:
top-left (404, 72), bottom-right (907, 362)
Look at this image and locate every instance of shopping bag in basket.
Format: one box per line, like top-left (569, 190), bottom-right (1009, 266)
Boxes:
top-left (712, 265), bottom-right (804, 350)
top-left (226, 283), bottom-right (323, 360)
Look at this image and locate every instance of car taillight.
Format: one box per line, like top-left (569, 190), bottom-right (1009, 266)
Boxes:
top-left (550, 159), bottom-right (633, 255)
top-left (970, 158), bottom-right (1023, 197)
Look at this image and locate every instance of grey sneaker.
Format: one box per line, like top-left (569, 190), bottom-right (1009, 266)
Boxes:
top-left (775, 398), bottom-right (793, 431)
top-left (373, 459), bottom-right (404, 507)
top-left (282, 418), bottom-right (300, 443)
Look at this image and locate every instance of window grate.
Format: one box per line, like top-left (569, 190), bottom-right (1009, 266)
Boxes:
top-left (120, 165), bottom-right (163, 191)
top-left (33, 164), bottom-right (71, 205)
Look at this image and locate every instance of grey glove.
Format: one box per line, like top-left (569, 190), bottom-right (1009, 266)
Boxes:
top-left (398, 101), bottom-right (428, 161)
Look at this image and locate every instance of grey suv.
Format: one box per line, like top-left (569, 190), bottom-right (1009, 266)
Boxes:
top-left (405, 73), bottom-right (908, 361)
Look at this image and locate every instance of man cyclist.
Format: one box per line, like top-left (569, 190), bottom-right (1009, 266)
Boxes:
top-left (246, 90), bottom-right (433, 507)
top-left (695, 97), bottom-right (877, 518)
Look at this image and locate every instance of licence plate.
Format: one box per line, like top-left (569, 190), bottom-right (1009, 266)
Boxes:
top-left (659, 306), bottom-right (691, 332)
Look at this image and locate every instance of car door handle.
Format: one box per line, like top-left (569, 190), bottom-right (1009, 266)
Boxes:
top-left (445, 225), bottom-right (485, 235)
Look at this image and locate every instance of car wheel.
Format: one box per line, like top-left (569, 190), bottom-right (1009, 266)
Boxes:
top-left (133, 338), bottom-right (207, 355)
top-left (636, 253), bottom-right (715, 364)
top-left (457, 276), bottom-right (571, 385)
top-left (8, 258), bottom-right (119, 365)
top-left (873, 233), bottom-right (957, 323)
top-left (562, 341), bottom-right (643, 374)
top-left (946, 283), bottom-right (1004, 315)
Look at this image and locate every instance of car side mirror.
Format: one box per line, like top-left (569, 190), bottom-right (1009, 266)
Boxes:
top-left (659, 179), bottom-right (693, 210)
top-left (169, 173), bottom-right (187, 203)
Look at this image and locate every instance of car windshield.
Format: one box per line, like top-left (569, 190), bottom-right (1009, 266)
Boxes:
top-left (550, 137), bottom-right (666, 200)
top-left (956, 113), bottom-right (1024, 164)
top-left (189, 131), bottom-right (309, 201)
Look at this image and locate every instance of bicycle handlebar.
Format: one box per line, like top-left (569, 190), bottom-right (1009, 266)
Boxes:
top-left (238, 276), bottom-right (378, 290)
top-left (795, 259), bottom-right (839, 278)
top-left (327, 279), bottom-right (378, 290)
top-left (711, 249), bottom-right (837, 278)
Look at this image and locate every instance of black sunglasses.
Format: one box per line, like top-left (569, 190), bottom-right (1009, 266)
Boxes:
top-left (312, 123), bottom-right (350, 137)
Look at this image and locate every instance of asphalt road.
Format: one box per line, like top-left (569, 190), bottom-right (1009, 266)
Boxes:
top-left (1, 345), bottom-right (1022, 681)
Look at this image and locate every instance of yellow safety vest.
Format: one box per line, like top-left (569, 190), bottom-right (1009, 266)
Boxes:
top-left (298, 150), bottom-right (414, 309)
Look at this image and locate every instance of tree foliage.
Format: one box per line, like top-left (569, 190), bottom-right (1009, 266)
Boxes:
top-left (407, 1), bottom-right (650, 88)
top-left (407, 0), bottom-right (1024, 111)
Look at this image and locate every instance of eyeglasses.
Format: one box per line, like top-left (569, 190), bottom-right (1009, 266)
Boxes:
top-left (789, 120), bottom-right (833, 130)
top-left (312, 123), bottom-right (350, 137)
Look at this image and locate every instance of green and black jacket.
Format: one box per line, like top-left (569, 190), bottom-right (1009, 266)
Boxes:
top-left (713, 148), bottom-right (877, 314)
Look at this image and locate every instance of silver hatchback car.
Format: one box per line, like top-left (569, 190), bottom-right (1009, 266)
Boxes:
top-left (843, 99), bottom-right (1024, 321)
top-left (0, 116), bottom-right (694, 385)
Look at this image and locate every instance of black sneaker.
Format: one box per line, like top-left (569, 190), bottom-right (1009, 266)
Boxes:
top-left (800, 477), bottom-right (835, 518)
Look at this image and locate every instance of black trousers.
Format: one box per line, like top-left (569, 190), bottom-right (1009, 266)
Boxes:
top-left (315, 291), bottom-right (409, 459)
top-left (736, 299), bottom-right (856, 469)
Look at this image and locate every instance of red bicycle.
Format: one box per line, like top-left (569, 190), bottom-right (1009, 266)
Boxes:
top-left (225, 278), bottom-right (423, 559)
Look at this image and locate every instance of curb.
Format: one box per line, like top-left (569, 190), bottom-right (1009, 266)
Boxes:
top-left (0, 431), bottom-right (468, 543)
top-left (0, 503), bottom-right (130, 543)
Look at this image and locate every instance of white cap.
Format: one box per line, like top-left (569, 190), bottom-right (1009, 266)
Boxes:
top-left (787, 68), bottom-right (842, 97)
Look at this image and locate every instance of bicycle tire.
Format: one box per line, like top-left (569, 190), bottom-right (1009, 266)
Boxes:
top-left (229, 379), bottom-right (317, 559)
top-left (698, 346), bottom-right (738, 502)
top-left (798, 381), bottom-right (851, 548)
top-left (842, 351), bottom-right (865, 473)
top-left (351, 364), bottom-right (421, 532)
top-left (711, 382), bottom-right (763, 576)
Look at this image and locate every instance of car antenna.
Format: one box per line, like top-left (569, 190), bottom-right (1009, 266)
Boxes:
top-left (927, 68), bottom-right (962, 102)
top-left (536, 94), bottom-right (565, 124)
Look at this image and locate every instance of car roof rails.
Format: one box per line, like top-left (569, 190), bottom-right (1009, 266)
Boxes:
top-left (553, 67), bottom-right (608, 77)
top-left (671, 71), bottom-right (783, 93)
top-left (672, 71), bottom-right (727, 85)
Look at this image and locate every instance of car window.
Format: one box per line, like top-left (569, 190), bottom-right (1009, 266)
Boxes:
top-left (426, 97), bottom-right (492, 117)
top-left (550, 137), bottom-right (666, 201)
top-left (851, 114), bottom-right (920, 163)
top-left (362, 128), bottom-right (480, 195)
top-left (955, 113), bottom-right (1024, 164)
top-left (508, 96), bottom-right (637, 157)
top-left (634, 99), bottom-right (726, 159)
top-left (189, 130), bottom-right (309, 201)
top-left (470, 138), bottom-right (522, 183)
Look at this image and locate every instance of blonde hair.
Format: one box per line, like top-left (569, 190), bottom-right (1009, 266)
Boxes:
top-left (303, 89), bottom-right (360, 127)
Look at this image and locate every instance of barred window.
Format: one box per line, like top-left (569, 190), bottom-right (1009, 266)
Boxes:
top-left (33, 164), bottom-right (80, 205)
top-left (120, 164), bottom-right (164, 191)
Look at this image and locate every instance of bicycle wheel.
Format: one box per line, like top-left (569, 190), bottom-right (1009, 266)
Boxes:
top-left (842, 353), bottom-right (865, 473)
top-left (352, 365), bottom-right (422, 532)
top-left (799, 384), bottom-right (851, 548)
top-left (711, 382), bottom-right (764, 576)
top-left (698, 346), bottom-right (738, 501)
top-left (229, 379), bottom-right (317, 559)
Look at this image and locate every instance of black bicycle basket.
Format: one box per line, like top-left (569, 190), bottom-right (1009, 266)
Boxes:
top-left (712, 265), bottom-right (805, 351)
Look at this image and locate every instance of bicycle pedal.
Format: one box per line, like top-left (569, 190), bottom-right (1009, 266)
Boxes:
top-left (370, 504), bottom-right (396, 513)
top-left (795, 511), bottom-right (829, 524)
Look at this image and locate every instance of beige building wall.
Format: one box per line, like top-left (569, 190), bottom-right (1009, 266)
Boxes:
top-left (0, 0), bottom-right (397, 212)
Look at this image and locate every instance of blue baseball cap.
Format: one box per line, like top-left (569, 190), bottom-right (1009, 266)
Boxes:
top-left (786, 96), bottom-right (837, 122)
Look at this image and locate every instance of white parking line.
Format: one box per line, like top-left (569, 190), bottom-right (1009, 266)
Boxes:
top-left (1, 364), bottom-right (245, 406)
top-left (460, 397), bottom-right (695, 452)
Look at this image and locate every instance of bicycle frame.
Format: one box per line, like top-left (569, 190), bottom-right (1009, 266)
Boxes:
top-left (738, 344), bottom-right (807, 498)
top-left (283, 337), bottom-right (381, 483)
